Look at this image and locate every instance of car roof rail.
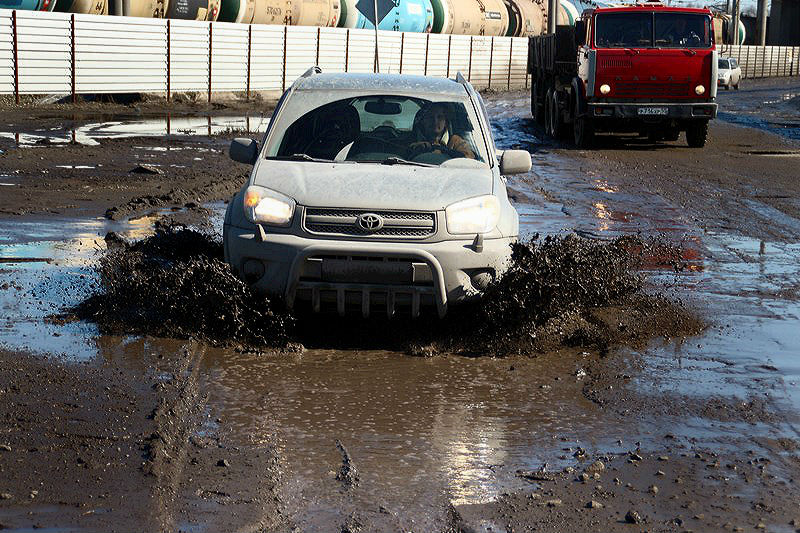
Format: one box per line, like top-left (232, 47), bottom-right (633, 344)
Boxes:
top-left (301, 66), bottom-right (322, 78)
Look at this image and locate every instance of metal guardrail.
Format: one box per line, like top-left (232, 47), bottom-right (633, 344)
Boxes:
top-left (0, 8), bottom-right (532, 102)
top-left (719, 44), bottom-right (800, 79)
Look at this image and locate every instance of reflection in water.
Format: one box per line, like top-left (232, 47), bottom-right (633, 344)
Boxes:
top-left (200, 348), bottom-right (612, 527)
top-left (0, 212), bottom-right (186, 359)
top-left (0, 114), bottom-right (271, 147)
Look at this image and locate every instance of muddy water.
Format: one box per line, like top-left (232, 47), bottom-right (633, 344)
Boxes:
top-left (1, 86), bottom-right (800, 530)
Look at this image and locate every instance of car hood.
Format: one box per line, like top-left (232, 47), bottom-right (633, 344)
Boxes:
top-left (252, 160), bottom-right (493, 210)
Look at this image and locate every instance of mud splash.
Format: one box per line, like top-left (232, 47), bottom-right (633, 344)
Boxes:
top-left (74, 226), bottom-right (701, 354)
top-left (73, 224), bottom-right (295, 349)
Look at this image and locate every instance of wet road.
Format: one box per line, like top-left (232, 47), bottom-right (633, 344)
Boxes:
top-left (1, 78), bottom-right (799, 531)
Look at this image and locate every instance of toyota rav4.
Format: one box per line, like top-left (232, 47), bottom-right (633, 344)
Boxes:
top-left (223, 69), bottom-right (531, 318)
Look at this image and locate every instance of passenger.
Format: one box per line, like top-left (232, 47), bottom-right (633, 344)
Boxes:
top-left (408, 103), bottom-right (475, 159)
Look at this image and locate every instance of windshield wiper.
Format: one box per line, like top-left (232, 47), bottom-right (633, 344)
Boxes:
top-left (379, 157), bottom-right (435, 167)
top-left (268, 154), bottom-right (335, 162)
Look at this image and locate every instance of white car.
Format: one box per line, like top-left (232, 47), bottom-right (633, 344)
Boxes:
top-left (718, 57), bottom-right (742, 90)
top-left (223, 69), bottom-right (532, 318)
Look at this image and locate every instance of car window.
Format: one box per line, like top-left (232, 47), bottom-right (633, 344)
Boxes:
top-left (730, 58), bottom-right (738, 68)
top-left (718, 58), bottom-right (729, 69)
top-left (268, 95), bottom-right (488, 166)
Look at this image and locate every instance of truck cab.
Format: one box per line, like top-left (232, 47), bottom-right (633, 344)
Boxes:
top-left (529, 2), bottom-right (718, 147)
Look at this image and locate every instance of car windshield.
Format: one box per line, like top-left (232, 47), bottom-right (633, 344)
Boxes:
top-left (718, 58), bottom-right (730, 69)
top-left (268, 95), bottom-right (488, 166)
top-left (595, 12), bottom-right (711, 49)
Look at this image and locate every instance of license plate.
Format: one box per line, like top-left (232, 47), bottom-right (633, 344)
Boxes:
top-left (638, 107), bottom-right (669, 116)
top-left (321, 259), bottom-right (412, 284)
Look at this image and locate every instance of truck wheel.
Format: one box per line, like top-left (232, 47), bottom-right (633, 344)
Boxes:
top-left (686, 121), bottom-right (708, 148)
top-left (573, 116), bottom-right (594, 148)
top-left (550, 91), bottom-right (565, 139)
top-left (532, 83), bottom-right (544, 125)
top-left (544, 89), bottom-right (553, 137)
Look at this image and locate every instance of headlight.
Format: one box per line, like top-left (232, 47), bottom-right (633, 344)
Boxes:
top-left (695, 85), bottom-right (706, 95)
top-left (445, 195), bottom-right (501, 234)
top-left (242, 185), bottom-right (296, 226)
top-left (600, 84), bottom-right (611, 95)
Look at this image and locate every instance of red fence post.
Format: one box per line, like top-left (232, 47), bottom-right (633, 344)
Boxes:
top-left (282, 25), bottom-right (288, 90)
top-left (468, 36), bottom-right (473, 82)
top-left (12, 10), bottom-right (19, 105)
top-left (70, 14), bottom-right (76, 104)
top-left (344, 29), bottom-right (349, 73)
top-left (208, 22), bottom-right (213, 103)
top-left (424, 33), bottom-right (429, 75)
top-left (446, 34), bottom-right (452, 78)
top-left (246, 24), bottom-right (252, 100)
top-left (507, 37), bottom-right (513, 90)
top-left (316, 27), bottom-right (321, 66)
top-left (166, 19), bottom-right (171, 102)
top-left (488, 36), bottom-right (494, 89)
top-left (399, 32), bottom-right (404, 74)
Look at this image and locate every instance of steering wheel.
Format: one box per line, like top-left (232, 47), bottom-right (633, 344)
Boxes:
top-left (409, 143), bottom-right (465, 159)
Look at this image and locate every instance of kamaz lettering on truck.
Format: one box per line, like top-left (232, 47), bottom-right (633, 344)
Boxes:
top-left (528, 2), bottom-right (718, 148)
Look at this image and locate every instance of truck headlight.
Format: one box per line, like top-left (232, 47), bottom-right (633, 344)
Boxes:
top-left (695, 85), bottom-right (706, 95)
top-left (243, 185), bottom-right (296, 226)
top-left (445, 195), bottom-right (501, 234)
top-left (600, 84), bottom-right (611, 95)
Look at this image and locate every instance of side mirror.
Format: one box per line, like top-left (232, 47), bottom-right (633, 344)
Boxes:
top-left (575, 20), bottom-right (586, 47)
top-left (230, 138), bottom-right (259, 165)
top-left (499, 150), bottom-right (532, 175)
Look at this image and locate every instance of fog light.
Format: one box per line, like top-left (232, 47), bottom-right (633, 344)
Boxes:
top-left (242, 258), bottom-right (265, 283)
top-left (600, 84), bottom-right (611, 95)
top-left (470, 269), bottom-right (494, 291)
top-left (695, 84), bottom-right (706, 95)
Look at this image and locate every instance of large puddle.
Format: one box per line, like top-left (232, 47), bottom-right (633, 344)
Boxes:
top-left (1, 91), bottom-right (799, 529)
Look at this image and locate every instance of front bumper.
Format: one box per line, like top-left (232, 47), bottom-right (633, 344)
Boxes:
top-left (224, 223), bottom-right (515, 318)
top-left (588, 102), bottom-right (718, 120)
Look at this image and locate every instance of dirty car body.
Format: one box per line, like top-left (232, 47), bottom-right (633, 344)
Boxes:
top-left (223, 70), bottom-right (531, 318)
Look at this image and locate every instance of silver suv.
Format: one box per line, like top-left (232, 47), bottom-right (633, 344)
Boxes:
top-left (223, 69), bottom-right (531, 318)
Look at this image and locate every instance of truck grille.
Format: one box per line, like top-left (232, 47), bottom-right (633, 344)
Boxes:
top-left (615, 82), bottom-right (689, 97)
top-left (303, 208), bottom-right (436, 239)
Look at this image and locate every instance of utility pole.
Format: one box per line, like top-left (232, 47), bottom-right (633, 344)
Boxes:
top-left (547, 0), bottom-right (557, 33)
top-left (756, 0), bottom-right (768, 45)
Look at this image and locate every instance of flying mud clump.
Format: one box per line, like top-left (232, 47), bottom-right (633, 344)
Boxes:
top-left (74, 224), bottom-right (294, 349)
top-left (443, 234), bottom-right (703, 355)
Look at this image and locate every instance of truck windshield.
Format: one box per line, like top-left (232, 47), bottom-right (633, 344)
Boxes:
top-left (595, 12), bottom-right (711, 49)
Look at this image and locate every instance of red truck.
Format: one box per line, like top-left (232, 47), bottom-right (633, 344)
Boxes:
top-left (528, 2), bottom-right (718, 148)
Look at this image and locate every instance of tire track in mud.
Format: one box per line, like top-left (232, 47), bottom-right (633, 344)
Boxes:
top-left (143, 344), bottom-right (207, 532)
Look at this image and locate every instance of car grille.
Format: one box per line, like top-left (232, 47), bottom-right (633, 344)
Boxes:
top-left (303, 208), bottom-right (436, 239)
top-left (614, 82), bottom-right (689, 97)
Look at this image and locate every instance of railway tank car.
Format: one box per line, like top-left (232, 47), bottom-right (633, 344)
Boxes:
top-left (4, 0), bottom-right (575, 36)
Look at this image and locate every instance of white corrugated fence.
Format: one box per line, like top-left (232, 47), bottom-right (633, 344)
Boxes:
top-left (719, 44), bottom-right (800, 79)
top-left (0, 8), bottom-right (533, 101)
top-left (2, 9), bottom-right (798, 101)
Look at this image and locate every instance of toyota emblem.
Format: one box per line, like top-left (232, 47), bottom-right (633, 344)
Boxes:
top-left (356, 213), bottom-right (384, 233)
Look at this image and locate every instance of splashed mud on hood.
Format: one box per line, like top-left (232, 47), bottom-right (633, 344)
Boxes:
top-left (71, 226), bottom-right (702, 355)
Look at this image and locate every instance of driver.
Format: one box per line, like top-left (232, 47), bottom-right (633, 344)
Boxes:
top-left (408, 103), bottom-right (475, 159)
